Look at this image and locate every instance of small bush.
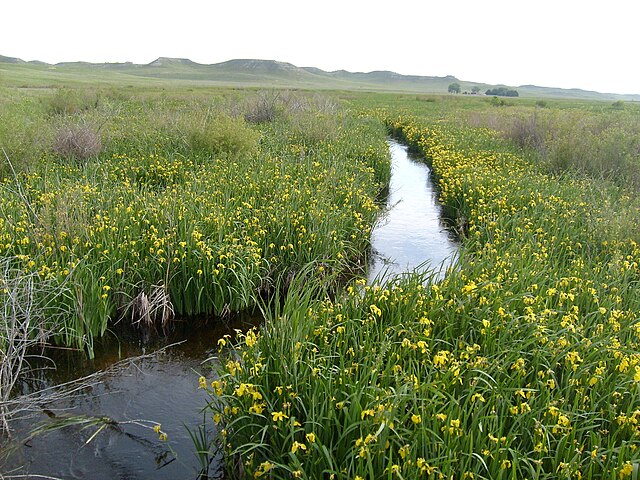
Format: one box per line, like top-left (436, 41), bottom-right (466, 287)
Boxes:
top-left (188, 114), bottom-right (259, 158)
top-left (309, 93), bottom-right (338, 114)
top-left (244, 91), bottom-right (282, 123)
top-left (289, 111), bottom-right (339, 145)
top-left (53, 124), bottom-right (102, 161)
top-left (503, 112), bottom-right (546, 152)
top-left (0, 119), bottom-right (50, 174)
top-left (46, 88), bottom-right (99, 116)
top-left (490, 96), bottom-right (509, 107)
top-left (242, 91), bottom-right (337, 124)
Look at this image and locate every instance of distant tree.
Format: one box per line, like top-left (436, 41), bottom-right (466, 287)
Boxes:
top-left (486, 87), bottom-right (519, 97)
top-left (612, 100), bottom-right (625, 110)
top-left (471, 86), bottom-right (481, 94)
top-left (448, 82), bottom-right (461, 94)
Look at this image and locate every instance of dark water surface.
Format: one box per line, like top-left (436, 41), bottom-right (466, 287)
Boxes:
top-left (368, 139), bottom-right (458, 282)
top-left (2, 139), bottom-right (458, 479)
top-left (2, 317), bottom-right (257, 479)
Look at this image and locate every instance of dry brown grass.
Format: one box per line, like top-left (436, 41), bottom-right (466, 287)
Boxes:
top-left (53, 123), bottom-right (102, 161)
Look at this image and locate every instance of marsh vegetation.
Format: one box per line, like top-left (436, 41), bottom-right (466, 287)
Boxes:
top-left (1, 78), bottom-right (640, 479)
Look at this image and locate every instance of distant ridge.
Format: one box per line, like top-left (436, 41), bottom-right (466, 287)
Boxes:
top-left (0, 55), bottom-right (24, 64)
top-left (148, 57), bottom-right (200, 67)
top-left (1, 54), bottom-right (638, 101)
top-left (216, 59), bottom-right (300, 71)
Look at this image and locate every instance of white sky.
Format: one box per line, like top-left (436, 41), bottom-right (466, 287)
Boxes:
top-left (3, 0), bottom-right (639, 94)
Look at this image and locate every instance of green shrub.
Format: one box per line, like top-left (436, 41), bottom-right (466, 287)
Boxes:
top-left (490, 96), bottom-right (508, 107)
top-left (46, 88), bottom-right (99, 116)
top-left (0, 92), bottom-right (52, 173)
top-left (289, 111), bottom-right (339, 145)
top-left (188, 114), bottom-right (260, 158)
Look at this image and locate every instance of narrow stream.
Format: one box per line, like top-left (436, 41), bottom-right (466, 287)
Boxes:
top-left (368, 139), bottom-right (458, 282)
top-left (2, 139), bottom-right (458, 479)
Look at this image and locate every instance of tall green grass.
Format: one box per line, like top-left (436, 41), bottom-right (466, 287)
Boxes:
top-left (466, 105), bottom-right (640, 190)
top-left (0, 88), bottom-right (390, 355)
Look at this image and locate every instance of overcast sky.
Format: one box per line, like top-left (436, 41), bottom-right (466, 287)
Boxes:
top-left (3, 0), bottom-right (638, 94)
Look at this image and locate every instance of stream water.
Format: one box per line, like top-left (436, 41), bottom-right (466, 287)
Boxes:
top-left (1, 139), bottom-right (458, 479)
top-left (368, 139), bottom-right (458, 282)
top-left (1, 318), bottom-right (258, 479)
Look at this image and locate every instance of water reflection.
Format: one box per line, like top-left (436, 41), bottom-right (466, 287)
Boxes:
top-left (2, 315), bottom-right (258, 479)
top-left (368, 140), bottom-right (458, 283)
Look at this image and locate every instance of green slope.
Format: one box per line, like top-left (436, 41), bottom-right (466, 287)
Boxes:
top-left (1, 55), bottom-right (638, 100)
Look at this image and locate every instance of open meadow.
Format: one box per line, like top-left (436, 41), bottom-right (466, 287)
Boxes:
top-left (1, 69), bottom-right (640, 478)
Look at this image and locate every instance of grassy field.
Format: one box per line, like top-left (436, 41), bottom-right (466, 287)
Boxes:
top-left (3, 56), bottom-right (640, 100)
top-left (2, 73), bottom-right (640, 478)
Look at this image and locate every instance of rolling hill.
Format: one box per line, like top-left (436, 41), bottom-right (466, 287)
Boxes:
top-left (1, 55), bottom-right (638, 101)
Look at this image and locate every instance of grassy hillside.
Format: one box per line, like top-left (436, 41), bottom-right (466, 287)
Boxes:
top-left (1, 55), bottom-right (638, 100)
